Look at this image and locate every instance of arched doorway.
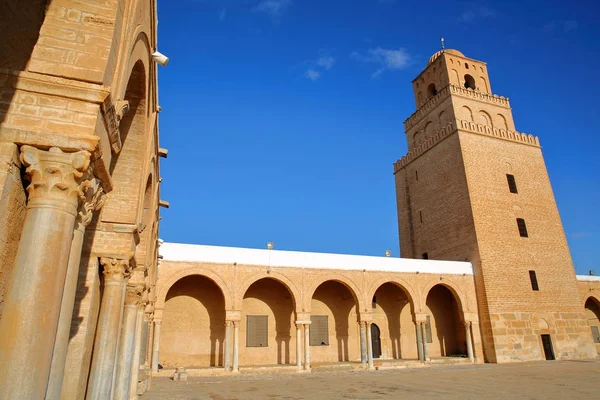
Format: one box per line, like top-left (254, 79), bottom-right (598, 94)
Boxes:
top-left (424, 285), bottom-right (466, 358)
top-left (310, 281), bottom-right (359, 363)
top-left (241, 278), bottom-right (296, 366)
top-left (371, 282), bottom-right (416, 360)
top-left (585, 297), bottom-right (600, 351)
top-left (160, 275), bottom-right (226, 368)
top-left (371, 324), bottom-right (381, 359)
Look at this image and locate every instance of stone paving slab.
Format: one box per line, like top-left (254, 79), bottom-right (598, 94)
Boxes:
top-left (144, 360), bottom-right (600, 400)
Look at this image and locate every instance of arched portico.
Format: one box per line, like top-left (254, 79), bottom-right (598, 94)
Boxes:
top-left (584, 296), bottom-right (600, 351)
top-left (159, 275), bottom-right (226, 368)
top-left (424, 284), bottom-right (467, 358)
top-left (370, 282), bottom-right (417, 360)
top-left (308, 280), bottom-right (361, 363)
top-left (240, 278), bottom-right (297, 366)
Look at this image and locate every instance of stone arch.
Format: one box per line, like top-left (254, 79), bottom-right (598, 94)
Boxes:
top-left (451, 69), bottom-right (460, 85)
top-left (366, 278), bottom-right (418, 312)
top-left (236, 273), bottom-right (301, 313)
top-left (479, 110), bottom-right (493, 127)
top-left (497, 113), bottom-right (508, 130)
top-left (101, 57), bottom-right (149, 225)
top-left (479, 76), bottom-right (489, 93)
top-left (424, 121), bottom-right (434, 136)
top-left (116, 31), bottom-right (152, 102)
top-left (423, 282), bottom-right (467, 357)
top-left (420, 280), bottom-right (468, 315)
top-left (438, 110), bottom-right (447, 126)
top-left (305, 275), bottom-right (365, 313)
top-left (367, 279), bottom-right (418, 360)
top-left (156, 268), bottom-right (232, 310)
top-left (462, 105), bottom-right (473, 122)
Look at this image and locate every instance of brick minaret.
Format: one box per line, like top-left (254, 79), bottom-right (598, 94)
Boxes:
top-left (393, 48), bottom-right (597, 362)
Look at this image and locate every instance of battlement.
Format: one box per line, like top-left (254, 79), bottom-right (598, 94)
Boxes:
top-left (394, 119), bottom-right (540, 172)
top-left (403, 85), bottom-right (512, 131)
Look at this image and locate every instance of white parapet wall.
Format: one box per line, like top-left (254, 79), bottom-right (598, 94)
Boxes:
top-left (576, 275), bottom-right (600, 282)
top-left (159, 242), bottom-right (474, 275)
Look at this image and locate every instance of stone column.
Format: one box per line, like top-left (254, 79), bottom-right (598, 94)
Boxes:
top-left (415, 322), bottom-right (424, 362)
top-left (303, 323), bottom-right (311, 371)
top-left (129, 305), bottom-right (146, 399)
top-left (360, 322), bottom-right (368, 367)
top-left (47, 179), bottom-right (104, 400)
top-left (465, 321), bottom-right (474, 362)
top-left (296, 323), bottom-right (303, 371)
top-left (366, 323), bottom-right (374, 369)
top-left (114, 285), bottom-right (143, 400)
top-left (421, 323), bottom-right (429, 361)
top-left (0, 146), bottom-right (90, 400)
top-left (151, 320), bottom-right (162, 374)
top-left (232, 321), bottom-right (240, 373)
top-left (224, 321), bottom-right (232, 372)
top-left (87, 258), bottom-right (131, 400)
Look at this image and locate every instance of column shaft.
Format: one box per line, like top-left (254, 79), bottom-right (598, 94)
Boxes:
top-left (86, 259), bottom-right (129, 400)
top-left (0, 146), bottom-right (90, 400)
top-left (46, 226), bottom-right (86, 400)
top-left (416, 323), bottom-right (424, 362)
top-left (224, 321), bottom-right (232, 371)
top-left (360, 322), bottom-right (367, 367)
top-left (366, 323), bottom-right (374, 369)
top-left (129, 308), bottom-right (145, 399)
top-left (296, 324), bottom-right (302, 371)
top-left (465, 322), bottom-right (474, 362)
top-left (114, 300), bottom-right (139, 400)
top-left (303, 324), bottom-right (310, 371)
top-left (232, 321), bottom-right (239, 372)
top-left (151, 321), bottom-right (162, 373)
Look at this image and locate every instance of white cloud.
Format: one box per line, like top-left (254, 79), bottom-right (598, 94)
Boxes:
top-left (459, 6), bottom-right (495, 22)
top-left (317, 56), bottom-right (335, 70)
top-left (254, 0), bottom-right (292, 17)
top-left (305, 69), bottom-right (321, 81)
top-left (352, 47), bottom-right (411, 78)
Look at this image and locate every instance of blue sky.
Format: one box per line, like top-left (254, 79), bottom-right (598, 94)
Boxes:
top-left (156, 0), bottom-right (599, 274)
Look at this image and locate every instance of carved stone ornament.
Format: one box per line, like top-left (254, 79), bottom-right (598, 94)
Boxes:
top-left (125, 285), bottom-right (145, 306)
top-left (20, 146), bottom-right (91, 209)
top-left (75, 171), bottom-right (106, 231)
top-left (99, 257), bottom-right (131, 283)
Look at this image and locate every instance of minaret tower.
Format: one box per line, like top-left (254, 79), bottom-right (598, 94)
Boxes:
top-left (393, 47), bottom-right (597, 362)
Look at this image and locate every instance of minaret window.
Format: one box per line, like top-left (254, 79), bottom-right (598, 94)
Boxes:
top-left (427, 83), bottom-right (438, 97)
top-left (529, 270), bottom-right (539, 291)
top-left (506, 174), bottom-right (518, 193)
top-left (516, 218), bottom-right (529, 237)
top-left (464, 74), bottom-right (476, 90)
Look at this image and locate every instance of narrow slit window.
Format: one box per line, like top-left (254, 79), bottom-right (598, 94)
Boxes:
top-left (506, 174), bottom-right (518, 193)
top-left (310, 316), bottom-right (329, 346)
top-left (415, 170), bottom-right (419, 181)
top-left (529, 270), bottom-right (539, 291)
top-left (419, 210), bottom-right (423, 224)
top-left (517, 218), bottom-right (528, 237)
top-left (422, 252), bottom-right (429, 260)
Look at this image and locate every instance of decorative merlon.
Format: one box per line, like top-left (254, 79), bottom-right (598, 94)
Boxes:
top-left (403, 84), bottom-right (511, 131)
top-left (393, 119), bottom-right (541, 172)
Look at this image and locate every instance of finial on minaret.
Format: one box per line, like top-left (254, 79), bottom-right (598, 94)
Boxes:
top-left (441, 37), bottom-right (445, 51)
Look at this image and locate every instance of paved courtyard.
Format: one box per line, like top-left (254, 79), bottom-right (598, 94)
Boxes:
top-left (144, 360), bottom-right (600, 399)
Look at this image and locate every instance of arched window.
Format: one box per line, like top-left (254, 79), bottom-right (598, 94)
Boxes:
top-left (427, 83), bottom-right (437, 98)
top-left (465, 63), bottom-right (469, 69)
top-left (464, 74), bottom-right (476, 90)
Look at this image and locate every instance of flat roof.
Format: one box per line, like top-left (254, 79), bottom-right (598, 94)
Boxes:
top-left (576, 275), bottom-right (600, 282)
top-left (159, 242), bottom-right (473, 275)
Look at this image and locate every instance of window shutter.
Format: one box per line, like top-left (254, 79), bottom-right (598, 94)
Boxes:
top-left (310, 316), bottom-right (329, 346)
top-left (246, 316), bottom-right (268, 347)
top-left (591, 326), bottom-right (600, 344)
top-left (425, 316), bottom-right (433, 343)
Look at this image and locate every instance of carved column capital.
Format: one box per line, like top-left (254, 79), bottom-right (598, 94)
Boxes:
top-left (20, 146), bottom-right (91, 212)
top-left (125, 284), bottom-right (145, 306)
top-left (75, 173), bottom-right (106, 231)
top-left (99, 257), bottom-right (131, 284)
top-left (225, 320), bottom-right (233, 328)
